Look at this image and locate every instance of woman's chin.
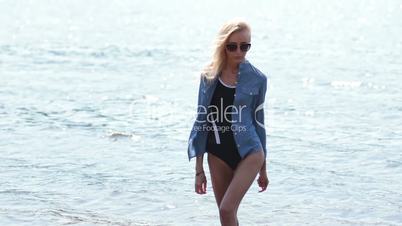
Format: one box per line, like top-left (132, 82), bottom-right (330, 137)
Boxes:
top-left (229, 57), bottom-right (244, 63)
top-left (235, 58), bottom-right (245, 63)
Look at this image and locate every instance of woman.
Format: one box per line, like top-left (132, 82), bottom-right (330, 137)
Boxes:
top-left (187, 18), bottom-right (269, 226)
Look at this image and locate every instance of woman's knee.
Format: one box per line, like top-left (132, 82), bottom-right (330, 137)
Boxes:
top-left (219, 203), bottom-right (236, 218)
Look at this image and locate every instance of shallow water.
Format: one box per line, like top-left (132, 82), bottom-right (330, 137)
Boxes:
top-left (1, 0), bottom-right (402, 225)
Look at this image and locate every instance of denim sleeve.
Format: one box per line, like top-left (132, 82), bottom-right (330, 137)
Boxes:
top-left (195, 75), bottom-right (204, 121)
top-left (255, 76), bottom-right (267, 158)
top-left (187, 74), bottom-right (204, 161)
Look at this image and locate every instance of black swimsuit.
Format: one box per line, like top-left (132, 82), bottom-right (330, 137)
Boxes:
top-left (206, 77), bottom-right (241, 170)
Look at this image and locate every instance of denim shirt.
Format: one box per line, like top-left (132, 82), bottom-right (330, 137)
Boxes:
top-left (187, 59), bottom-right (268, 162)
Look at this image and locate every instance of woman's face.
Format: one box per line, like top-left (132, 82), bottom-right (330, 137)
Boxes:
top-left (225, 29), bottom-right (251, 65)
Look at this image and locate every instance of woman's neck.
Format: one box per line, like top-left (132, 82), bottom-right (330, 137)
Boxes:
top-left (225, 61), bottom-right (239, 74)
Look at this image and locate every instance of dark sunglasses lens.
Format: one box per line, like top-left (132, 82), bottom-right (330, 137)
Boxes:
top-left (226, 44), bottom-right (237, 52)
top-left (240, 44), bottom-right (251, 52)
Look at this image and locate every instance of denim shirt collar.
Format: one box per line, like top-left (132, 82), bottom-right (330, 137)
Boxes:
top-left (204, 58), bottom-right (251, 92)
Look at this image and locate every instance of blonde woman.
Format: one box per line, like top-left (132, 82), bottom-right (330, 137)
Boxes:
top-left (187, 18), bottom-right (269, 225)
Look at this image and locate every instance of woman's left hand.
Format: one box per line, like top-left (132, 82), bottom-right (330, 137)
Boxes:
top-left (257, 170), bottom-right (269, 192)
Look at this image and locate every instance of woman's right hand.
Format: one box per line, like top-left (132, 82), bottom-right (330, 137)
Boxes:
top-left (195, 171), bottom-right (207, 194)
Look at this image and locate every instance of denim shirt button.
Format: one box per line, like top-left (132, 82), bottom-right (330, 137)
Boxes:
top-left (237, 144), bottom-right (240, 147)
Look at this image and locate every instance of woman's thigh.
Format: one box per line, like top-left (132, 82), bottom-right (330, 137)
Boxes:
top-left (208, 152), bottom-right (235, 207)
top-left (219, 150), bottom-right (264, 212)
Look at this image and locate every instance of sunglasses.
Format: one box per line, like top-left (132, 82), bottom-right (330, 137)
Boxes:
top-left (226, 42), bottom-right (251, 52)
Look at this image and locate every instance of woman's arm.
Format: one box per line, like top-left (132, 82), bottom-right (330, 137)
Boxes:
top-left (255, 76), bottom-right (267, 163)
top-left (260, 159), bottom-right (266, 173)
top-left (256, 77), bottom-right (269, 186)
top-left (188, 74), bottom-right (206, 161)
top-left (195, 153), bottom-right (205, 173)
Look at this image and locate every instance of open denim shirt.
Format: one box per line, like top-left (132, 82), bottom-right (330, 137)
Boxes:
top-left (187, 59), bottom-right (268, 162)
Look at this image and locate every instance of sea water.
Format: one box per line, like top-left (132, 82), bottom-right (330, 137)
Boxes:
top-left (1, 0), bottom-right (402, 225)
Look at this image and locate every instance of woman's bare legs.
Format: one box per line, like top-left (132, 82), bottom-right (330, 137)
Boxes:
top-left (219, 150), bottom-right (265, 226)
top-left (207, 153), bottom-right (239, 225)
top-left (208, 153), bottom-right (234, 207)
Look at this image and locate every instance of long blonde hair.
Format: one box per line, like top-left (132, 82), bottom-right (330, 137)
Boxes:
top-left (202, 18), bottom-right (251, 82)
